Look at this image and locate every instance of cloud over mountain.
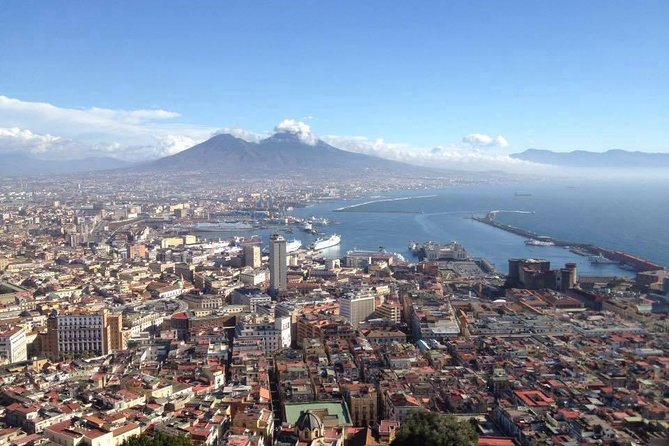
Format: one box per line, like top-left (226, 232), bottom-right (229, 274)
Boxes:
top-left (273, 119), bottom-right (318, 145)
top-left (0, 95), bottom-right (533, 172)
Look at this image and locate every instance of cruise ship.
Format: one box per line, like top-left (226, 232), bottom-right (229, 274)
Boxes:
top-left (286, 239), bottom-right (302, 253)
top-left (310, 234), bottom-right (341, 251)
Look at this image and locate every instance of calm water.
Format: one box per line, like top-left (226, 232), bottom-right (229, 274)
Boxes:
top-left (199, 178), bottom-right (669, 276)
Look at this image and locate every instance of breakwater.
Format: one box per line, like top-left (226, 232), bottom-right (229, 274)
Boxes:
top-left (472, 215), bottom-right (664, 272)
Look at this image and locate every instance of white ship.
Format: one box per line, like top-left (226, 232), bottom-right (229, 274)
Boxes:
top-left (589, 254), bottom-right (617, 264)
top-left (286, 239), bottom-right (302, 253)
top-left (525, 238), bottom-right (555, 247)
top-left (195, 221), bottom-right (253, 231)
top-left (311, 234), bottom-right (341, 251)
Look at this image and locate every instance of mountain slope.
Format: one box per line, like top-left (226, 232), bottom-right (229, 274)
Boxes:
top-left (511, 149), bottom-right (669, 168)
top-left (143, 132), bottom-right (440, 176)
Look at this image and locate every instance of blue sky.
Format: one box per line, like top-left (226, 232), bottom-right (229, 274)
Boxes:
top-left (0, 1), bottom-right (667, 166)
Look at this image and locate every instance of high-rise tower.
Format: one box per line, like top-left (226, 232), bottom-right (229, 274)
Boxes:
top-left (269, 234), bottom-right (287, 295)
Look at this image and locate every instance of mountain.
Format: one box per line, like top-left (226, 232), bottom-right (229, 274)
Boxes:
top-left (511, 149), bottom-right (669, 168)
top-left (141, 132), bottom-right (440, 176)
top-left (0, 152), bottom-right (132, 176)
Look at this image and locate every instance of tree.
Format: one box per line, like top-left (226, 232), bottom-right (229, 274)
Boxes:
top-left (121, 433), bottom-right (194, 446)
top-left (391, 411), bottom-right (479, 446)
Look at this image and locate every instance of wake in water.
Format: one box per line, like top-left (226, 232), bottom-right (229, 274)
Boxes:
top-left (334, 194), bottom-right (438, 211)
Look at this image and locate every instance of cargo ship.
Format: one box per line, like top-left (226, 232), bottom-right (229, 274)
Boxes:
top-left (311, 234), bottom-right (341, 251)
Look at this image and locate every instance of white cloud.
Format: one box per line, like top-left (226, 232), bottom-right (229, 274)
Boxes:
top-left (462, 133), bottom-right (509, 149)
top-left (0, 127), bottom-right (64, 153)
top-left (323, 134), bottom-right (542, 173)
top-left (0, 95), bottom-right (214, 160)
top-left (215, 127), bottom-right (266, 143)
top-left (274, 119), bottom-right (318, 145)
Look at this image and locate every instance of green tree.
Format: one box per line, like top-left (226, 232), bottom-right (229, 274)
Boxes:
top-left (121, 433), bottom-right (194, 446)
top-left (391, 411), bottom-right (479, 446)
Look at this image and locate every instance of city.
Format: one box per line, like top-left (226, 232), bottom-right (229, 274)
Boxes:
top-left (0, 176), bottom-right (666, 446)
top-left (1, 2), bottom-right (668, 446)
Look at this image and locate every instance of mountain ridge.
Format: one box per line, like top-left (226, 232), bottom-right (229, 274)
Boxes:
top-left (511, 148), bottom-right (669, 168)
top-left (0, 152), bottom-right (132, 176)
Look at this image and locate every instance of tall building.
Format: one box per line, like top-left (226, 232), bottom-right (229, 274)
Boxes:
top-left (244, 244), bottom-right (261, 268)
top-left (339, 290), bottom-right (376, 328)
top-left (0, 327), bottom-right (27, 364)
top-left (44, 309), bottom-right (123, 359)
top-left (269, 234), bottom-right (287, 294)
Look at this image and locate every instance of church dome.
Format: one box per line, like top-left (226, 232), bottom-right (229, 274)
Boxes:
top-left (296, 410), bottom-right (324, 432)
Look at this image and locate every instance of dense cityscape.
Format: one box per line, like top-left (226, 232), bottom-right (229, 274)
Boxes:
top-left (2, 2), bottom-right (669, 445)
top-left (0, 172), bottom-right (666, 446)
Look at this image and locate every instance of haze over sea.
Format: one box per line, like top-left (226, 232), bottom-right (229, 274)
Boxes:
top-left (200, 178), bottom-right (669, 276)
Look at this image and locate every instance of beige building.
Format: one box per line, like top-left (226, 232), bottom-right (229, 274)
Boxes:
top-left (44, 309), bottom-right (124, 359)
top-left (343, 383), bottom-right (378, 426)
top-left (244, 244), bottom-right (261, 268)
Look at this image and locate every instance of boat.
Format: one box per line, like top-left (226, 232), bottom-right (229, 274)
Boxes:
top-left (286, 239), bottom-right (302, 253)
top-left (302, 222), bottom-right (314, 232)
top-left (310, 234), bottom-right (341, 251)
top-left (194, 221), bottom-right (253, 231)
top-left (588, 254), bottom-right (617, 264)
top-left (525, 236), bottom-right (555, 246)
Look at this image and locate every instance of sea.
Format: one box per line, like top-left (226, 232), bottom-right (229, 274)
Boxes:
top-left (196, 177), bottom-right (669, 277)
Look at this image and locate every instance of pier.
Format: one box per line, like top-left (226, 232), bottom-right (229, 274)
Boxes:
top-left (472, 215), bottom-right (665, 272)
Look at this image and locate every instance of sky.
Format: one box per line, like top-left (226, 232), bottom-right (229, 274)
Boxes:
top-left (0, 1), bottom-right (667, 169)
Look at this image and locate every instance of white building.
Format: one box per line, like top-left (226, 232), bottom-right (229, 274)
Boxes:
top-left (0, 326), bottom-right (27, 364)
top-left (235, 316), bottom-right (291, 355)
top-left (240, 268), bottom-right (268, 286)
top-left (339, 290), bottom-right (376, 328)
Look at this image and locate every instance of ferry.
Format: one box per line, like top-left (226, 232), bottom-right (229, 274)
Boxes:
top-left (525, 236), bottom-right (555, 246)
top-left (311, 234), bottom-right (341, 251)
